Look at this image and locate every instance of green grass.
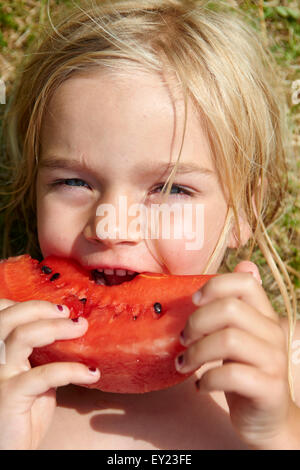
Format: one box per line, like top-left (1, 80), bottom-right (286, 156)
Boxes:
top-left (0, 0), bottom-right (299, 315)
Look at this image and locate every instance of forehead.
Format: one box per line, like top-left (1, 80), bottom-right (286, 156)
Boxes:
top-left (40, 67), bottom-right (214, 172)
top-left (43, 67), bottom-right (185, 123)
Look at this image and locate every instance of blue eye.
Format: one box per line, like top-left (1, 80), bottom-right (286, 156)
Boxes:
top-left (152, 184), bottom-right (193, 197)
top-left (51, 178), bottom-right (90, 189)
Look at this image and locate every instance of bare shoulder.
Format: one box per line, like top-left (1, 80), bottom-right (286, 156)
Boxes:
top-left (279, 317), bottom-right (300, 406)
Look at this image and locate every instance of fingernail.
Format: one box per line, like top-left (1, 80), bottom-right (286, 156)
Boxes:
top-left (179, 330), bottom-right (185, 345)
top-left (88, 366), bottom-right (99, 375)
top-left (245, 271), bottom-right (262, 285)
top-left (195, 379), bottom-right (201, 391)
top-left (56, 304), bottom-right (69, 315)
top-left (175, 354), bottom-right (185, 370)
top-left (192, 290), bottom-right (202, 305)
top-left (71, 317), bottom-right (86, 324)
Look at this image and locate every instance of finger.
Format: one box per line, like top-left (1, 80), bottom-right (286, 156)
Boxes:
top-left (2, 317), bottom-right (88, 372)
top-left (233, 261), bottom-right (262, 285)
top-left (3, 362), bottom-right (100, 413)
top-left (181, 297), bottom-right (285, 348)
top-left (0, 300), bottom-right (70, 340)
top-left (192, 272), bottom-right (277, 321)
top-left (176, 327), bottom-right (287, 376)
top-left (0, 299), bottom-right (19, 312)
top-left (195, 362), bottom-right (284, 407)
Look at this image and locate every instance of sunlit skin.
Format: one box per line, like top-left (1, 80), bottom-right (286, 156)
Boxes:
top-left (0, 68), bottom-right (300, 450)
top-left (36, 69), bottom-right (234, 275)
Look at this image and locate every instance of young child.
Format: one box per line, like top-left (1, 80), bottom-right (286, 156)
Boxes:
top-left (0, 0), bottom-right (299, 450)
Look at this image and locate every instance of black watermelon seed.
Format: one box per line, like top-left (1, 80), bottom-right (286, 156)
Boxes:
top-left (41, 265), bottom-right (52, 274)
top-left (153, 302), bottom-right (162, 314)
top-left (133, 315), bottom-right (138, 320)
top-left (50, 272), bottom-right (60, 281)
top-left (79, 298), bottom-right (87, 304)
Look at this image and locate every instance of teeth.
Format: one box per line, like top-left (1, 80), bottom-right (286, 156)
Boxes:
top-left (115, 269), bottom-right (127, 276)
top-left (98, 268), bottom-right (136, 276)
top-left (92, 270), bottom-right (106, 285)
top-left (103, 268), bottom-right (114, 275)
top-left (95, 268), bottom-right (135, 276)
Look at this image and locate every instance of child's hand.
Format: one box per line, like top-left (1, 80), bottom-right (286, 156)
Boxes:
top-left (176, 261), bottom-right (300, 449)
top-left (0, 299), bottom-right (100, 450)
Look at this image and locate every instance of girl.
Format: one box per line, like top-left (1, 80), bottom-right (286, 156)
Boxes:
top-left (0, 0), bottom-right (299, 450)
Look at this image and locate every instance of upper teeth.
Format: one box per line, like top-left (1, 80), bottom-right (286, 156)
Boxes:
top-left (96, 268), bottom-right (135, 276)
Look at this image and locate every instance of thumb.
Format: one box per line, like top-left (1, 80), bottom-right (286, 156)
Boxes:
top-left (233, 260), bottom-right (262, 285)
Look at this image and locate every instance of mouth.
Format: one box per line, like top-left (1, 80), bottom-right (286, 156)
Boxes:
top-left (90, 268), bottom-right (140, 286)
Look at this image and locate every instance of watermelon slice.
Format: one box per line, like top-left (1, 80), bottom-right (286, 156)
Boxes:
top-left (0, 255), bottom-right (213, 393)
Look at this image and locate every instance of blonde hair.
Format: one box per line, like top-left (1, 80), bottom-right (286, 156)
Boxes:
top-left (0, 0), bottom-right (297, 395)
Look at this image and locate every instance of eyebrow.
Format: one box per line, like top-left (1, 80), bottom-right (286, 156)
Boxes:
top-left (39, 156), bottom-right (214, 177)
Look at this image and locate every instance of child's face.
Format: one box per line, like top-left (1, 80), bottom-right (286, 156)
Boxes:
top-left (36, 68), bottom-right (232, 275)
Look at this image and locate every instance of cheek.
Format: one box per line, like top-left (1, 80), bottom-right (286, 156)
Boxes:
top-left (36, 195), bottom-right (78, 258)
top-left (151, 238), bottom-right (211, 274)
top-left (144, 200), bottom-right (228, 274)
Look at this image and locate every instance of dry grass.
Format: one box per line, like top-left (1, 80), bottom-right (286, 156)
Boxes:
top-left (0, 0), bottom-right (299, 315)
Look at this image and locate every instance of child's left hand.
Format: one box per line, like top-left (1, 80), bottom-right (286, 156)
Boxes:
top-left (176, 261), bottom-right (300, 450)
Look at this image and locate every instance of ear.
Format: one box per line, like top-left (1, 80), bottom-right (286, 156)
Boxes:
top-left (227, 176), bottom-right (268, 249)
top-left (227, 211), bottom-right (252, 249)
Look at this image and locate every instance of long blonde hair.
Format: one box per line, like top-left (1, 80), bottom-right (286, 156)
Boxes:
top-left (0, 0), bottom-right (297, 395)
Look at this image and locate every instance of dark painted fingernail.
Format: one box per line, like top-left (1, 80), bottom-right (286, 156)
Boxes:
top-left (195, 379), bottom-right (201, 391)
top-left (88, 367), bottom-right (97, 373)
top-left (179, 330), bottom-right (185, 344)
top-left (72, 317), bottom-right (79, 322)
top-left (56, 304), bottom-right (69, 316)
top-left (176, 354), bottom-right (184, 369)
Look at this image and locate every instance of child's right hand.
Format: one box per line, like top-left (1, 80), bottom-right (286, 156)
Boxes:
top-left (0, 299), bottom-right (100, 450)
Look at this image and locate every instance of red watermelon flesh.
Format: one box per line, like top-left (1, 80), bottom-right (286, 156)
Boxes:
top-left (0, 255), bottom-right (214, 393)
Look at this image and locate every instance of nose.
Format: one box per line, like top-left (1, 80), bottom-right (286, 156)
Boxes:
top-left (84, 194), bottom-right (146, 246)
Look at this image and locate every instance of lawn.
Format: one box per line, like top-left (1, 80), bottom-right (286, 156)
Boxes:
top-left (0, 0), bottom-right (299, 315)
